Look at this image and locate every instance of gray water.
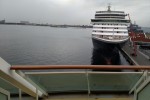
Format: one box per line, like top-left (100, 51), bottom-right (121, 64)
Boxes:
top-left (142, 27), bottom-right (150, 33)
top-left (0, 25), bottom-right (128, 65)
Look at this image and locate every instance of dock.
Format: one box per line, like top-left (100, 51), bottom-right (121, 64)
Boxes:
top-left (121, 41), bottom-right (150, 65)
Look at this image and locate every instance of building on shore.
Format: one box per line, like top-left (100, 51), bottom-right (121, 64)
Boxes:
top-left (0, 20), bottom-right (5, 24)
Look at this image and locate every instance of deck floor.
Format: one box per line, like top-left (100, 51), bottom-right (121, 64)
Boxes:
top-left (45, 94), bottom-right (133, 100)
top-left (46, 98), bottom-right (133, 100)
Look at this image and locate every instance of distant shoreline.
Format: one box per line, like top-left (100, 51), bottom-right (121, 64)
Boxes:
top-left (0, 23), bottom-right (93, 28)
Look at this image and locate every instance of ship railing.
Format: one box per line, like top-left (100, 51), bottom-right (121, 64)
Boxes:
top-left (10, 65), bottom-right (150, 98)
top-left (1, 56), bottom-right (150, 100)
top-left (10, 65), bottom-right (150, 70)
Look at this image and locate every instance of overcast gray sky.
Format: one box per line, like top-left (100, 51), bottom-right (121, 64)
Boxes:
top-left (0, 0), bottom-right (150, 27)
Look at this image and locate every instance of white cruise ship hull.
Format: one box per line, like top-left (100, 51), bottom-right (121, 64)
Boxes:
top-left (92, 36), bottom-right (129, 50)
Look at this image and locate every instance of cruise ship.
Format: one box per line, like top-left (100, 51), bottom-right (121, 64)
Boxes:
top-left (91, 5), bottom-right (130, 50)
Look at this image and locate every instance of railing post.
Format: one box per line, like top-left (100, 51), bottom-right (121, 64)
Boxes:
top-left (36, 88), bottom-right (38, 100)
top-left (86, 70), bottom-right (90, 96)
top-left (19, 89), bottom-right (22, 100)
top-left (134, 89), bottom-right (137, 100)
top-left (144, 70), bottom-right (148, 80)
top-left (133, 70), bottom-right (150, 100)
top-left (129, 71), bottom-right (146, 94)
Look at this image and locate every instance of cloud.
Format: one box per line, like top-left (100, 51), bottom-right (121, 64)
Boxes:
top-left (0, 0), bottom-right (150, 27)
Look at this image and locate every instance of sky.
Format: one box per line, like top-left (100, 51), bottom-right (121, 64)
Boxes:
top-left (0, 0), bottom-right (150, 27)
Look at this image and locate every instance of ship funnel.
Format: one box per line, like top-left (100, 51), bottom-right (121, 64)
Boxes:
top-left (107, 3), bottom-right (111, 11)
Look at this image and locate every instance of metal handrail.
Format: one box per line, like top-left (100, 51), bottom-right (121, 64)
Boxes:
top-left (10, 65), bottom-right (150, 70)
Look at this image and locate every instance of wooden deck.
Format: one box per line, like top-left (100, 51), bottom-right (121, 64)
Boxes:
top-left (45, 94), bottom-right (133, 100)
top-left (46, 98), bottom-right (133, 100)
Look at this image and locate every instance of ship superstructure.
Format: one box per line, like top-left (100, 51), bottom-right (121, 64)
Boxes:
top-left (91, 5), bottom-right (130, 49)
